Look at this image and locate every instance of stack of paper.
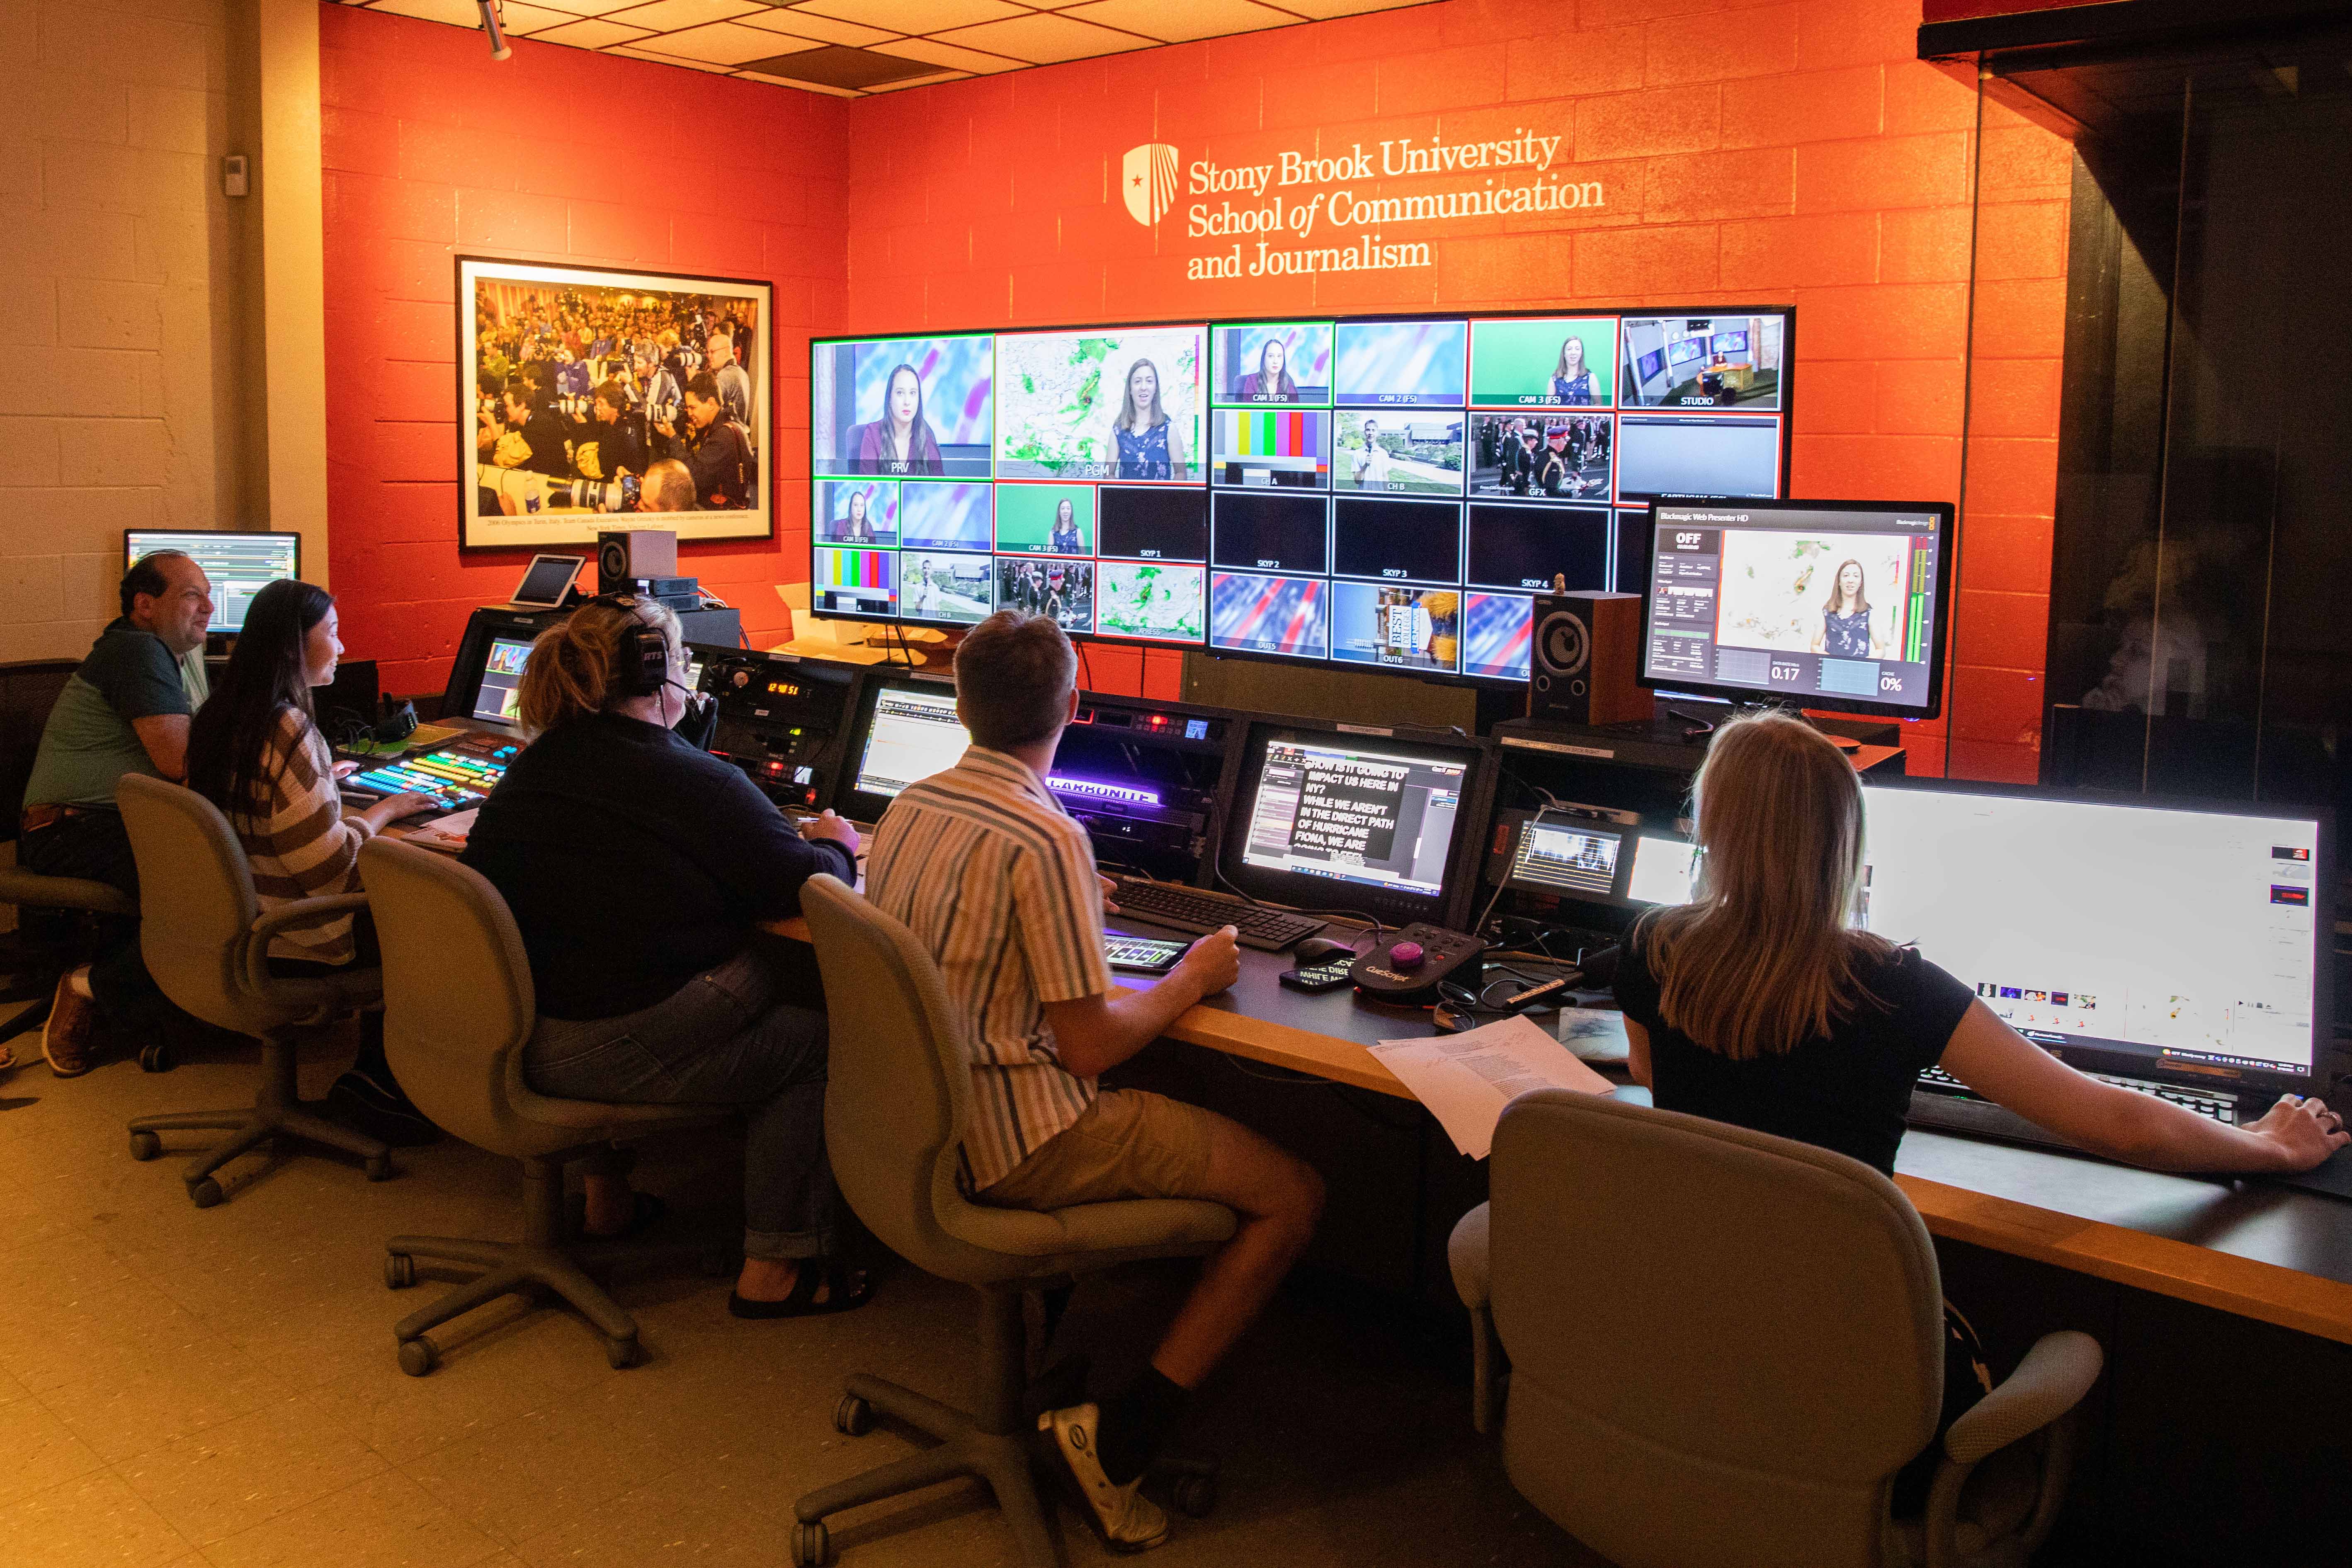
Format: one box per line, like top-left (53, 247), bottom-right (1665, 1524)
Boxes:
top-left (1367, 1014), bottom-right (1614, 1159)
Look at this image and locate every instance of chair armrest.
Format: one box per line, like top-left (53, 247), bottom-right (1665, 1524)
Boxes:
top-left (243, 893), bottom-right (374, 993)
top-left (1448, 1202), bottom-right (1491, 1313)
top-left (1943, 1330), bottom-right (2103, 1465)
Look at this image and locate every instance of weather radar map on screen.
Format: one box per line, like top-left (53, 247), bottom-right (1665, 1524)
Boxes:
top-left (809, 309), bottom-right (1794, 685)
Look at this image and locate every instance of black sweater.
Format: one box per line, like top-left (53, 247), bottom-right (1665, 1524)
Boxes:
top-left (463, 713), bottom-right (853, 1019)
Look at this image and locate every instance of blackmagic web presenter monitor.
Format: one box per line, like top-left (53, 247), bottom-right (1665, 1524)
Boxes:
top-left (808, 310), bottom-right (1793, 687)
top-left (1638, 498), bottom-right (1954, 719)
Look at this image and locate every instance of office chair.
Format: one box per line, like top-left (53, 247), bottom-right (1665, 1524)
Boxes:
top-left (786, 874), bottom-right (1233, 1568)
top-left (114, 774), bottom-right (393, 1203)
top-left (1449, 1091), bottom-right (2103, 1568)
top-left (359, 839), bottom-right (731, 1374)
top-left (0, 659), bottom-right (140, 1060)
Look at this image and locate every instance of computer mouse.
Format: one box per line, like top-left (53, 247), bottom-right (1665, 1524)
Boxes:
top-left (1291, 937), bottom-right (1358, 966)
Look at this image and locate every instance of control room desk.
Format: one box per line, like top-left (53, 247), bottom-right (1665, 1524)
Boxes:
top-left (1139, 937), bottom-right (2352, 1348)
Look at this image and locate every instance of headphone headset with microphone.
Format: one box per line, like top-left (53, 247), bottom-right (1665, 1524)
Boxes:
top-left (586, 594), bottom-right (680, 701)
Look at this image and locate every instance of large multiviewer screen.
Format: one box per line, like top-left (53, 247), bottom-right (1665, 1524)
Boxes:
top-left (1233, 732), bottom-right (1473, 908)
top-left (810, 311), bottom-right (1793, 685)
top-left (1861, 784), bottom-right (2326, 1082)
top-left (1640, 499), bottom-right (1952, 718)
top-left (125, 530), bottom-right (301, 634)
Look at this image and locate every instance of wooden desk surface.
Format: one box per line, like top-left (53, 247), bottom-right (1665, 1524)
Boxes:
top-left (1134, 931), bottom-right (2352, 1347)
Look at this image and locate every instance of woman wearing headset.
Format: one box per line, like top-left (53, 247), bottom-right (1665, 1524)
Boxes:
top-left (463, 597), bottom-right (871, 1318)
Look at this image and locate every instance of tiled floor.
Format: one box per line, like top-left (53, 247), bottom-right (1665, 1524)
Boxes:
top-left (0, 1019), bottom-right (1596, 1568)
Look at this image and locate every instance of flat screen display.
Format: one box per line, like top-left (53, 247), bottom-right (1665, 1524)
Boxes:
top-left (809, 309), bottom-right (1794, 682)
top-left (1639, 499), bottom-right (1952, 718)
top-left (1860, 784), bottom-right (2325, 1081)
top-left (852, 682), bottom-right (970, 800)
top-left (471, 636), bottom-right (535, 724)
top-left (125, 529), bottom-right (301, 634)
top-left (1238, 735), bottom-right (1468, 899)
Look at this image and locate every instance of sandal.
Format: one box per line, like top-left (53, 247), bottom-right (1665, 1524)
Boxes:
top-left (728, 1260), bottom-right (874, 1319)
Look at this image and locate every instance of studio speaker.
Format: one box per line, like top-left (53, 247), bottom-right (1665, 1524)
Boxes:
top-left (597, 529), bottom-right (678, 594)
top-left (1529, 590), bottom-right (1652, 726)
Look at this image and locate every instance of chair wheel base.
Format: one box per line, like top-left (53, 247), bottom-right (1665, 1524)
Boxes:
top-left (187, 1177), bottom-right (223, 1209)
top-left (605, 1335), bottom-right (639, 1370)
top-left (385, 1252), bottom-right (415, 1290)
top-left (138, 1041), bottom-right (172, 1073)
top-left (1172, 1473), bottom-right (1218, 1518)
top-left (364, 1154), bottom-right (394, 1182)
top-left (833, 1393), bottom-right (872, 1437)
top-left (790, 1519), bottom-right (831, 1568)
top-left (397, 1337), bottom-right (437, 1377)
top-left (128, 1131), bottom-right (161, 1162)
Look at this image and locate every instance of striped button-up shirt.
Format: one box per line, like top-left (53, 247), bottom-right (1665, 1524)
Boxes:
top-left (231, 707), bottom-right (374, 964)
top-left (864, 745), bottom-right (1114, 1191)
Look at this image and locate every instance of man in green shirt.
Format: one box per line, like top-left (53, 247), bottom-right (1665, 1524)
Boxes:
top-left (21, 551), bottom-right (213, 1076)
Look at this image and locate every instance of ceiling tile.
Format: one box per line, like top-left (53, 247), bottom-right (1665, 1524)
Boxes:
top-left (1060, 0), bottom-right (1296, 44)
top-left (789, 0), bottom-right (1027, 32)
top-left (737, 7), bottom-right (896, 46)
top-left (599, 0), bottom-right (761, 32)
top-left (1278, 0), bottom-right (1431, 18)
top-left (499, 0), bottom-right (649, 14)
top-left (522, 15), bottom-right (654, 44)
top-left (877, 36), bottom-right (1024, 75)
top-left (365, 0), bottom-right (496, 29)
top-left (932, 12), bottom-right (1153, 63)
top-left (494, 1), bottom-right (583, 33)
top-left (636, 19), bottom-right (816, 62)
top-left (607, 42), bottom-right (745, 71)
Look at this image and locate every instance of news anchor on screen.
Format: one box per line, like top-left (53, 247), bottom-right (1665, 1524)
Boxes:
top-left (848, 363), bottom-right (945, 476)
top-left (1109, 358), bottom-right (1186, 479)
top-left (1237, 336), bottom-right (1299, 402)
top-left (1048, 498), bottom-right (1084, 554)
top-left (1552, 336), bottom-right (1597, 405)
top-left (837, 489), bottom-right (876, 543)
top-left (1812, 561), bottom-right (1889, 658)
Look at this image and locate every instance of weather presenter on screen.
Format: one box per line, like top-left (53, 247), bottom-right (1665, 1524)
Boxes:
top-left (1812, 558), bottom-right (1891, 659)
top-left (1108, 358), bottom-right (1189, 479)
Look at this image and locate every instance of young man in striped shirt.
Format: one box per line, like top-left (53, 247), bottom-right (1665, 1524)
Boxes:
top-left (865, 611), bottom-right (1324, 1552)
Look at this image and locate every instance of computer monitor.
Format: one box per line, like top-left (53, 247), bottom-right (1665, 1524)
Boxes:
top-left (1859, 782), bottom-right (2329, 1087)
top-left (1624, 833), bottom-right (1697, 907)
top-left (1638, 498), bottom-right (1955, 719)
top-left (124, 530), bottom-right (301, 634)
top-left (1216, 719), bottom-right (1494, 930)
top-left (469, 636), bottom-right (535, 725)
top-left (835, 675), bottom-right (970, 823)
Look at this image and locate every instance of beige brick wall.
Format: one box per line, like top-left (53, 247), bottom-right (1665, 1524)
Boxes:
top-left (0, 0), bottom-right (243, 663)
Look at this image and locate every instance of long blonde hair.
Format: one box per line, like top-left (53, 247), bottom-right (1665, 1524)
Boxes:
top-left (516, 596), bottom-right (683, 736)
top-left (1637, 711), bottom-right (1891, 1059)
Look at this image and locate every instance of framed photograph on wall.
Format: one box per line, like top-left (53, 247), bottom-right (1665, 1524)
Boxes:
top-left (457, 256), bottom-right (773, 549)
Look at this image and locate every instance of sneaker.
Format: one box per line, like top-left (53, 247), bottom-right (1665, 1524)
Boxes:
top-left (326, 1070), bottom-right (443, 1147)
top-left (41, 971), bottom-right (97, 1078)
top-left (1039, 1404), bottom-right (1170, 1553)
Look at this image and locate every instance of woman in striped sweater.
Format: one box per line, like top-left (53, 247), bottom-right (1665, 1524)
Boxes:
top-left (184, 579), bottom-right (439, 1141)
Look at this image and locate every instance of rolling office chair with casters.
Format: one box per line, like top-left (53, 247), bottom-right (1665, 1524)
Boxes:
top-left (1449, 1090), bottom-right (2104, 1568)
top-left (357, 838), bottom-right (733, 1376)
top-left (787, 874), bottom-right (1233, 1568)
top-left (0, 658), bottom-right (141, 1063)
top-left (114, 774), bottom-right (394, 1203)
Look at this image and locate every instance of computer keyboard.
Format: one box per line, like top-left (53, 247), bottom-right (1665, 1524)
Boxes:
top-left (1106, 878), bottom-right (1328, 952)
top-left (1910, 1063), bottom-right (2240, 1156)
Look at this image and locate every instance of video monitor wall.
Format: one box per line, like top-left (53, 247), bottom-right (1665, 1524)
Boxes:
top-left (809, 310), bottom-right (1792, 683)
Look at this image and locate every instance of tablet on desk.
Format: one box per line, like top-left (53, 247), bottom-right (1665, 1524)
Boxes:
top-left (1104, 931), bottom-right (1189, 974)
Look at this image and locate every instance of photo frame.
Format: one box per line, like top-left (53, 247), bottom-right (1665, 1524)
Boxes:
top-left (458, 256), bottom-right (773, 549)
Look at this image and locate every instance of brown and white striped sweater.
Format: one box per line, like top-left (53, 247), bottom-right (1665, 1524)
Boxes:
top-left (231, 706), bottom-right (374, 964)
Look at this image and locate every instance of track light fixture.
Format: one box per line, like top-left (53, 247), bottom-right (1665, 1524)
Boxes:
top-left (478, 0), bottom-right (511, 61)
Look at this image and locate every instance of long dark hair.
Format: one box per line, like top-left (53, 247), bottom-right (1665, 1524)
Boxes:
top-left (187, 579), bottom-right (334, 821)
top-left (879, 363), bottom-right (938, 461)
top-left (1822, 558), bottom-right (1869, 617)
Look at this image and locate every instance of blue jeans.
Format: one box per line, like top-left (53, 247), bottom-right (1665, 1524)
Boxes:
top-left (523, 943), bottom-right (835, 1261)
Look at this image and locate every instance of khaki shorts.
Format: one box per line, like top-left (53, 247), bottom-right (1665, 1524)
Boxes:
top-left (976, 1089), bottom-right (1220, 1211)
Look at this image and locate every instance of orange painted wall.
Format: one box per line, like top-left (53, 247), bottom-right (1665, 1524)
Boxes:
top-left (839, 0), bottom-right (2072, 780)
top-left (318, 5), bottom-right (849, 697)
